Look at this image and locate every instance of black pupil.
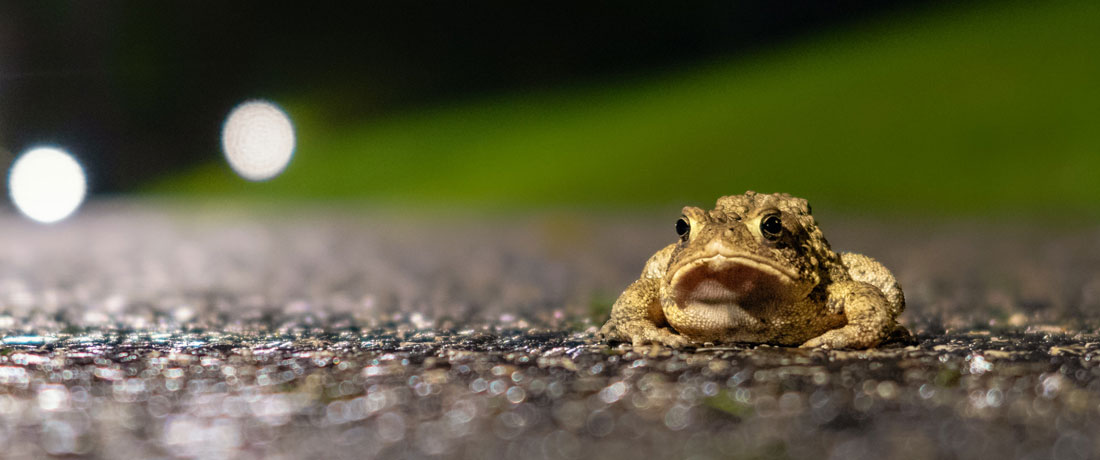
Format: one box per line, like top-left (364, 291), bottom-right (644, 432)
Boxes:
top-left (761, 216), bottom-right (782, 236)
top-left (675, 219), bottom-right (690, 237)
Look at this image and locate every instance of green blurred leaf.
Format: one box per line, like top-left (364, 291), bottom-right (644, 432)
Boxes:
top-left (155, 0), bottom-right (1100, 216)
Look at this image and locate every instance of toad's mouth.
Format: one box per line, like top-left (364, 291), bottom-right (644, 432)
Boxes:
top-left (669, 254), bottom-right (799, 307)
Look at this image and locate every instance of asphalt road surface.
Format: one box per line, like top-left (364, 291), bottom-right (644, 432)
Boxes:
top-left (0, 201), bottom-right (1097, 459)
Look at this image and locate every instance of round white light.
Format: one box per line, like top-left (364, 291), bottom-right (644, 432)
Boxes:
top-left (8, 147), bottom-right (87, 224)
top-left (221, 100), bottom-right (296, 181)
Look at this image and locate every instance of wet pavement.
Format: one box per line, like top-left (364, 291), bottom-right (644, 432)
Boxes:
top-left (0, 201), bottom-right (1098, 459)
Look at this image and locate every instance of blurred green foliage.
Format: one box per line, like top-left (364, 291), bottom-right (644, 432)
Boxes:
top-left (705, 390), bottom-right (755, 419)
top-left (156, 0), bottom-right (1099, 215)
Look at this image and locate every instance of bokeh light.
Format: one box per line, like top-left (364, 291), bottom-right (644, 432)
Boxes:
top-left (8, 147), bottom-right (87, 224)
top-left (221, 100), bottom-right (296, 181)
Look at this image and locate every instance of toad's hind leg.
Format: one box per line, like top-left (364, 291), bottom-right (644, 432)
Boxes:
top-left (841, 252), bottom-right (904, 316)
top-left (843, 252), bottom-right (910, 340)
top-left (800, 280), bottom-right (897, 349)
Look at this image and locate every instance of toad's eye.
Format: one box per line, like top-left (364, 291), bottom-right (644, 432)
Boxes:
top-left (675, 218), bottom-right (691, 239)
top-left (760, 215), bottom-right (783, 240)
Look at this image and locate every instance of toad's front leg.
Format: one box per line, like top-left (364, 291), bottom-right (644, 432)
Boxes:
top-left (599, 278), bottom-right (691, 347)
top-left (800, 281), bottom-right (896, 349)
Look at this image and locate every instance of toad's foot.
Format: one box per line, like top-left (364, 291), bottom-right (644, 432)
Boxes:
top-left (601, 321), bottom-right (691, 348)
top-left (600, 277), bottom-right (694, 348)
top-left (800, 281), bottom-right (895, 349)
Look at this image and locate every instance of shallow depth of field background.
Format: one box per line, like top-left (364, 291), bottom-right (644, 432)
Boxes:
top-left (1, 4), bottom-right (1100, 459)
top-left (0, 0), bottom-right (1097, 218)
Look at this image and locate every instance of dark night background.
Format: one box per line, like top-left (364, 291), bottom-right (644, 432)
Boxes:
top-left (0, 1), bottom-right (951, 193)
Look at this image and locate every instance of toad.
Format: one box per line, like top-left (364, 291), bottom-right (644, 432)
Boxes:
top-left (599, 192), bottom-right (906, 349)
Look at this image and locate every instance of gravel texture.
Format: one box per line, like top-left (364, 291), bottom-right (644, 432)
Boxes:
top-left (0, 201), bottom-right (1098, 459)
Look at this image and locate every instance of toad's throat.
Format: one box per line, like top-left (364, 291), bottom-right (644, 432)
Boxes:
top-left (670, 254), bottom-right (797, 307)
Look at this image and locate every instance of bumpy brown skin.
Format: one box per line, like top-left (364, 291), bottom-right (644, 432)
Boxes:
top-left (599, 192), bottom-right (906, 349)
